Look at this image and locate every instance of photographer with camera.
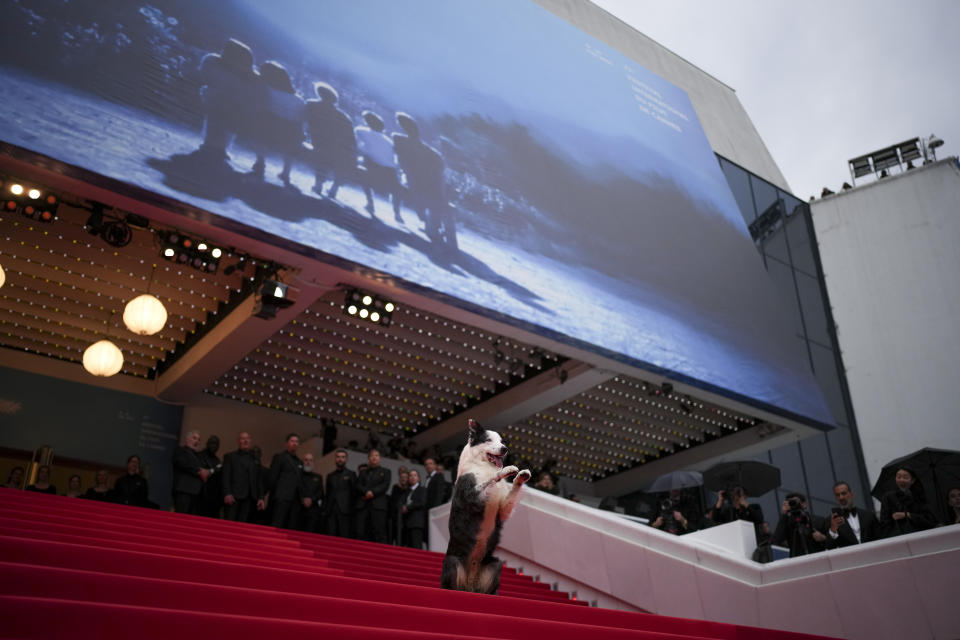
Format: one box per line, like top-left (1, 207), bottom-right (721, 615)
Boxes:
top-left (650, 489), bottom-right (696, 535)
top-left (705, 485), bottom-right (764, 542)
top-left (772, 492), bottom-right (829, 557)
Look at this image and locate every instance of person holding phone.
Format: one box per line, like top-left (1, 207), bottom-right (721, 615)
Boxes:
top-left (824, 481), bottom-right (879, 548)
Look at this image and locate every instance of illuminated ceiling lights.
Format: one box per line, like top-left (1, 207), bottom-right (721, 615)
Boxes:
top-left (159, 230), bottom-right (222, 273)
top-left (123, 294), bottom-right (168, 336)
top-left (82, 339), bottom-right (124, 377)
top-left (343, 288), bottom-right (395, 326)
top-left (1, 177), bottom-right (59, 223)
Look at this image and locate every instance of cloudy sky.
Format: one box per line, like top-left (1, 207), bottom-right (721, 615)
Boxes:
top-left (590, 0), bottom-right (960, 201)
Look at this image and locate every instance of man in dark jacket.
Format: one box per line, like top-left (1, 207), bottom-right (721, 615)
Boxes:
top-left (221, 432), bottom-right (264, 522)
top-left (402, 469), bottom-right (427, 549)
top-left (267, 433), bottom-right (303, 529)
top-left (772, 492), bottom-right (829, 557)
top-left (172, 430), bottom-right (209, 514)
top-left (355, 448), bottom-right (391, 543)
top-left (324, 448), bottom-right (356, 537)
top-left (299, 452), bottom-right (324, 533)
top-left (197, 435), bottom-right (222, 518)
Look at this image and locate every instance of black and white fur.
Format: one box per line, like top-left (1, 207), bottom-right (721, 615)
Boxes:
top-left (440, 419), bottom-right (530, 594)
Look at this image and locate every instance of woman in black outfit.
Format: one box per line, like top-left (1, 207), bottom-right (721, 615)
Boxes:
top-left (83, 469), bottom-right (112, 501)
top-left (25, 465), bottom-right (57, 494)
top-left (879, 466), bottom-right (938, 538)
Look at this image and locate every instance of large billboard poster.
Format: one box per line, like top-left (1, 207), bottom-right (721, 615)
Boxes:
top-left (0, 0), bottom-right (834, 427)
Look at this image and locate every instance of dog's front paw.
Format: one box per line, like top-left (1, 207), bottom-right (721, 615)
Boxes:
top-left (514, 469), bottom-right (531, 485)
top-left (500, 465), bottom-right (519, 479)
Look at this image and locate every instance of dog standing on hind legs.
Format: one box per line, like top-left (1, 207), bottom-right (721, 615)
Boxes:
top-left (441, 419), bottom-right (531, 594)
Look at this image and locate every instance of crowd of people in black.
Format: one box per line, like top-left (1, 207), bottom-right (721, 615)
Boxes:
top-left (1, 430), bottom-right (458, 550)
top-left (182, 38), bottom-right (454, 245)
top-left (166, 430), bottom-right (456, 549)
top-left (638, 464), bottom-right (960, 563)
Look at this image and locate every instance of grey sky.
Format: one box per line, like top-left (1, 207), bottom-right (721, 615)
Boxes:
top-left (590, 0), bottom-right (960, 201)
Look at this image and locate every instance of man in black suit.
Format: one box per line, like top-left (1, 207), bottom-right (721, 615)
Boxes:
top-left (402, 469), bottom-right (427, 549)
top-left (172, 430), bottom-right (209, 514)
top-left (825, 480), bottom-right (880, 548)
top-left (323, 448), bottom-right (356, 537)
top-left (299, 452), bottom-right (324, 533)
top-left (423, 458), bottom-right (448, 510)
top-left (436, 462), bottom-right (454, 503)
top-left (221, 431), bottom-right (264, 522)
top-left (197, 435), bottom-right (222, 518)
top-left (355, 448), bottom-right (391, 543)
top-left (267, 433), bottom-right (302, 529)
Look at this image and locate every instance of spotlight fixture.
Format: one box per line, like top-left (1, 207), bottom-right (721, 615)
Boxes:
top-left (2, 176), bottom-right (59, 223)
top-left (343, 288), bottom-right (395, 326)
top-left (253, 279), bottom-right (299, 320)
top-left (159, 230), bottom-right (222, 273)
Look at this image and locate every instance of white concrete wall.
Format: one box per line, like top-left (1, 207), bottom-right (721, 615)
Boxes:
top-left (538, 0), bottom-right (790, 190)
top-left (810, 160), bottom-right (960, 487)
top-left (430, 485), bottom-right (960, 639)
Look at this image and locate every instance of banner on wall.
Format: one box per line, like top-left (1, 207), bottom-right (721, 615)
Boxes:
top-left (0, 0), bottom-right (833, 428)
top-left (0, 367), bottom-right (182, 509)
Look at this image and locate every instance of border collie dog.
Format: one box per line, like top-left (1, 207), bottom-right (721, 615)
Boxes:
top-left (441, 419), bottom-right (530, 594)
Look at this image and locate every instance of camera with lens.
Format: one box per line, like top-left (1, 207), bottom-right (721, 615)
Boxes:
top-left (659, 497), bottom-right (674, 513)
top-left (787, 496), bottom-right (803, 513)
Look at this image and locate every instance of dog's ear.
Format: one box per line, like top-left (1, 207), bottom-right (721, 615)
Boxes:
top-left (467, 419), bottom-right (486, 445)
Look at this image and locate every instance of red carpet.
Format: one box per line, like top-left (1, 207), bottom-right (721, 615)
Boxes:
top-left (0, 488), bottom-right (836, 639)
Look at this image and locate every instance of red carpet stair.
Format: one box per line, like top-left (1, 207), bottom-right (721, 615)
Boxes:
top-left (0, 489), bottom-right (834, 639)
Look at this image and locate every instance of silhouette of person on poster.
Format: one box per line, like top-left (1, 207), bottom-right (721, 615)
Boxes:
top-left (304, 82), bottom-right (357, 199)
top-left (355, 110), bottom-right (400, 219)
top-left (196, 38), bottom-right (262, 165)
top-left (393, 112), bottom-right (452, 245)
top-left (248, 61), bottom-right (305, 186)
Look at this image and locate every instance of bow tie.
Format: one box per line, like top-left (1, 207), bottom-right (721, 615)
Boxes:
top-left (840, 508), bottom-right (854, 517)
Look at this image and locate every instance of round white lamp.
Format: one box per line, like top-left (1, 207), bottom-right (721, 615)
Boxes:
top-left (123, 294), bottom-right (167, 336)
top-left (0, 263), bottom-right (5, 289)
top-left (83, 340), bottom-right (124, 377)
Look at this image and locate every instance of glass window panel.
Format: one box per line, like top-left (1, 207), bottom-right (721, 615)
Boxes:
top-left (795, 271), bottom-right (831, 345)
top-left (785, 213), bottom-right (817, 275)
top-left (764, 257), bottom-right (804, 336)
top-left (808, 497), bottom-right (834, 519)
top-left (800, 435), bottom-right (834, 503)
top-left (809, 342), bottom-right (849, 428)
top-left (770, 442), bottom-right (806, 496)
top-left (762, 226), bottom-right (790, 263)
top-left (750, 175), bottom-right (780, 221)
top-left (826, 428), bottom-right (867, 504)
top-left (719, 158), bottom-right (757, 224)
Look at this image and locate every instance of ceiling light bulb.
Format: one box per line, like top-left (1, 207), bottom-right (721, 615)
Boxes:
top-left (123, 294), bottom-right (168, 336)
top-left (27, 188), bottom-right (41, 200)
top-left (83, 340), bottom-right (124, 377)
top-left (10, 184), bottom-right (23, 195)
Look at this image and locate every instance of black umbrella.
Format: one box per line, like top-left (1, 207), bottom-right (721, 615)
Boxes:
top-left (703, 460), bottom-right (781, 497)
top-left (870, 448), bottom-right (960, 525)
top-left (645, 470), bottom-right (703, 493)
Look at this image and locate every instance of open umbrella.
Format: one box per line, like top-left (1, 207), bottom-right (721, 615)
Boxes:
top-left (703, 460), bottom-right (781, 497)
top-left (870, 448), bottom-right (960, 525)
top-left (645, 470), bottom-right (703, 493)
